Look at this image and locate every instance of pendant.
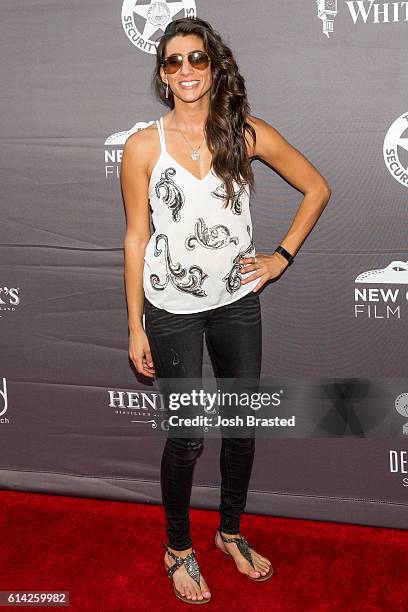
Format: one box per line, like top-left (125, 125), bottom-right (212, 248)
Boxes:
top-left (191, 150), bottom-right (200, 161)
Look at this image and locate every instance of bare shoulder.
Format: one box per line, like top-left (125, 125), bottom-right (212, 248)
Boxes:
top-left (246, 114), bottom-right (276, 132)
top-left (120, 125), bottom-right (152, 194)
top-left (122, 121), bottom-right (162, 182)
top-left (246, 115), bottom-right (273, 157)
top-left (245, 114), bottom-right (284, 159)
top-left (123, 121), bottom-right (157, 158)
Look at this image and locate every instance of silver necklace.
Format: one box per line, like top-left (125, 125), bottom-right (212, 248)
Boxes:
top-left (174, 119), bottom-right (205, 161)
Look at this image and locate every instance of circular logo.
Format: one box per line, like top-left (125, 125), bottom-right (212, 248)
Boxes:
top-left (395, 393), bottom-right (408, 418)
top-left (383, 112), bottom-right (408, 189)
top-left (121, 0), bottom-right (197, 54)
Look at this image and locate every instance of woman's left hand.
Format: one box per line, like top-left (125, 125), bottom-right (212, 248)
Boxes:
top-left (239, 252), bottom-right (289, 292)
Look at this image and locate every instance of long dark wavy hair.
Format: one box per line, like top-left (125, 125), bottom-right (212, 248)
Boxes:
top-left (151, 16), bottom-right (257, 211)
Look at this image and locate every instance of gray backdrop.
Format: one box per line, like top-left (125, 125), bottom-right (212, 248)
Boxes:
top-left (1, 1), bottom-right (407, 529)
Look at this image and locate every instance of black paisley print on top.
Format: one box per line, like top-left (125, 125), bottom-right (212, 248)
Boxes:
top-left (154, 167), bottom-right (185, 222)
top-left (211, 181), bottom-right (247, 215)
top-left (149, 166), bottom-right (254, 298)
top-left (185, 217), bottom-right (239, 250)
top-left (222, 225), bottom-right (255, 294)
top-left (150, 234), bottom-right (208, 297)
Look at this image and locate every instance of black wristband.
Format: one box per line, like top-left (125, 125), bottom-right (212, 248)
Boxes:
top-left (274, 245), bottom-right (295, 266)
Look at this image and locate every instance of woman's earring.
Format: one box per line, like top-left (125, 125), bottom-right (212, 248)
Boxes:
top-left (165, 80), bottom-right (169, 99)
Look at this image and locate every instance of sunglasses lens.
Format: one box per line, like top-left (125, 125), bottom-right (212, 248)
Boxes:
top-left (189, 51), bottom-right (210, 70)
top-left (163, 51), bottom-right (210, 74)
top-left (164, 56), bottom-right (183, 74)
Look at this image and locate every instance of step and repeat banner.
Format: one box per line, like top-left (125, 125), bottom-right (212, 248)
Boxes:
top-left (1, 1), bottom-right (407, 529)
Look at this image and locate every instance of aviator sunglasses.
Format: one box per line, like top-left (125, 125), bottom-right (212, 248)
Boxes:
top-left (162, 49), bottom-right (211, 74)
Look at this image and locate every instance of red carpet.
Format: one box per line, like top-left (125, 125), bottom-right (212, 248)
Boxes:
top-left (0, 490), bottom-right (407, 611)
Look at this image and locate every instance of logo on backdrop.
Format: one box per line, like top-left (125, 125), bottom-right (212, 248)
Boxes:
top-left (316, 0), bottom-right (339, 37)
top-left (316, 1), bottom-right (408, 37)
top-left (395, 393), bottom-right (408, 436)
top-left (389, 450), bottom-right (408, 486)
top-left (383, 112), bottom-right (408, 189)
top-left (0, 377), bottom-right (9, 424)
top-left (105, 120), bottom-right (154, 179)
top-left (121, 0), bottom-right (197, 53)
top-left (108, 388), bottom-right (166, 429)
top-left (0, 287), bottom-right (20, 317)
top-left (354, 260), bottom-right (408, 319)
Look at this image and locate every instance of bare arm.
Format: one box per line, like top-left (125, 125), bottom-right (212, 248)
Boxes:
top-left (248, 115), bottom-right (331, 261)
top-left (120, 131), bottom-right (156, 377)
top-left (120, 131), bottom-right (151, 333)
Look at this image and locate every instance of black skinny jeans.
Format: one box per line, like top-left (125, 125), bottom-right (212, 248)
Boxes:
top-left (144, 290), bottom-right (262, 551)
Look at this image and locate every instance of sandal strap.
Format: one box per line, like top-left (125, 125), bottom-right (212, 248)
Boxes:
top-left (163, 543), bottom-right (201, 587)
top-left (218, 532), bottom-right (255, 569)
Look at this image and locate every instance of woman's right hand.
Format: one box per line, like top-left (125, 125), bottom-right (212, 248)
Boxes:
top-left (129, 328), bottom-right (156, 378)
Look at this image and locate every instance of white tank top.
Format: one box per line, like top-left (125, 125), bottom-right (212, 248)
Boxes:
top-left (143, 115), bottom-right (259, 314)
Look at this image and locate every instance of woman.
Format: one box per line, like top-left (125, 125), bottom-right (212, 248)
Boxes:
top-left (121, 16), bottom-right (331, 605)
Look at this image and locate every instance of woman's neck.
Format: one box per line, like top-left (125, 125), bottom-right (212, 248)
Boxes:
top-left (170, 107), bottom-right (209, 134)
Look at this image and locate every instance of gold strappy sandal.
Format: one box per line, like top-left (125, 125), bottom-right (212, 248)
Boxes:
top-left (163, 542), bottom-right (211, 604)
top-left (214, 530), bottom-right (273, 582)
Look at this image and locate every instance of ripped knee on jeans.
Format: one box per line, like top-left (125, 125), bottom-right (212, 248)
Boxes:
top-left (170, 347), bottom-right (187, 373)
top-left (166, 437), bottom-right (204, 455)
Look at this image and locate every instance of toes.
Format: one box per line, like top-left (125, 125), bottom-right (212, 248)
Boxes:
top-left (195, 590), bottom-right (202, 601)
top-left (184, 584), bottom-right (192, 600)
top-left (201, 580), bottom-right (211, 600)
top-left (190, 586), bottom-right (197, 601)
top-left (193, 584), bottom-right (201, 601)
top-left (253, 552), bottom-right (271, 574)
top-left (239, 563), bottom-right (260, 578)
top-left (260, 554), bottom-right (272, 566)
top-left (248, 554), bottom-right (268, 576)
top-left (189, 587), bottom-right (196, 599)
top-left (257, 562), bottom-right (268, 575)
top-left (255, 560), bottom-right (269, 575)
top-left (196, 582), bottom-right (204, 601)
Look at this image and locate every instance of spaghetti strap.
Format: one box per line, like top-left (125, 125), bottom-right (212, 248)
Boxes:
top-left (156, 116), bottom-right (167, 154)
